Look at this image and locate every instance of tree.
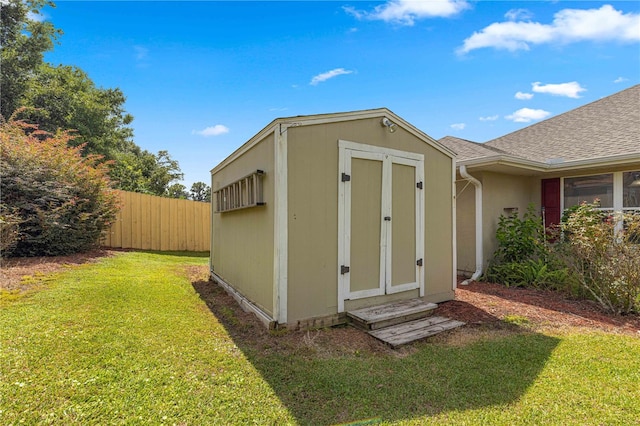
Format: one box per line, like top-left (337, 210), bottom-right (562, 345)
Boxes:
top-left (1, 0), bottom-right (186, 198)
top-left (166, 183), bottom-right (189, 199)
top-left (0, 118), bottom-right (119, 257)
top-left (190, 182), bottom-right (211, 202)
top-left (1, 0), bottom-right (61, 119)
top-left (17, 64), bottom-right (134, 159)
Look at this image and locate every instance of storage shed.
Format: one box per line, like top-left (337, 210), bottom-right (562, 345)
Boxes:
top-left (210, 109), bottom-right (457, 329)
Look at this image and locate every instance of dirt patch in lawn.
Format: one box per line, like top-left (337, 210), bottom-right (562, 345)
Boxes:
top-left (0, 249), bottom-right (114, 292)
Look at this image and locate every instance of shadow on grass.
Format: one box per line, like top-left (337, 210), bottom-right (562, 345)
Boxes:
top-left (192, 278), bottom-right (559, 425)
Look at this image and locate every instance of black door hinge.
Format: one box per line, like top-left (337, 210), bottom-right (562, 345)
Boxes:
top-left (417, 258), bottom-right (423, 266)
top-left (416, 181), bottom-right (423, 189)
top-left (341, 173), bottom-right (351, 182)
top-left (340, 265), bottom-right (350, 274)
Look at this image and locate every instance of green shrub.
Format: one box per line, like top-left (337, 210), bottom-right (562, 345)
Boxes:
top-left (485, 204), bottom-right (568, 288)
top-left (493, 204), bottom-right (547, 264)
top-left (486, 258), bottom-right (569, 289)
top-left (555, 202), bottom-right (640, 315)
top-left (0, 207), bottom-right (21, 256)
top-left (0, 119), bottom-right (119, 257)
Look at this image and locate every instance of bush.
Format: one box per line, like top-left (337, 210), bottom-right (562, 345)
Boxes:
top-left (485, 259), bottom-right (568, 290)
top-left (555, 202), bottom-right (640, 315)
top-left (485, 204), bottom-right (567, 288)
top-left (492, 204), bottom-right (547, 264)
top-left (0, 119), bottom-right (119, 257)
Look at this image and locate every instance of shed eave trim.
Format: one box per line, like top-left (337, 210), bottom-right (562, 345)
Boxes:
top-left (212, 108), bottom-right (457, 176)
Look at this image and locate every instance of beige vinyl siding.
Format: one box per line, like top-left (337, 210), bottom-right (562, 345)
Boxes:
top-left (211, 134), bottom-right (275, 316)
top-left (286, 118), bottom-right (455, 323)
top-left (423, 148), bottom-right (455, 303)
top-left (481, 172), bottom-right (537, 268)
top-left (455, 181), bottom-right (476, 275)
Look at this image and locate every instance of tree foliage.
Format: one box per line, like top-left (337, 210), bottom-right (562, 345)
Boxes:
top-left (555, 203), bottom-right (640, 314)
top-left (0, 118), bottom-right (119, 257)
top-left (16, 64), bottom-right (134, 159)
top-left (190, 182), bottom-right (211, 202)
top-left (0, 0), bottom-right (61, 119)
top-left (1, 0), bottom-right (186, 198)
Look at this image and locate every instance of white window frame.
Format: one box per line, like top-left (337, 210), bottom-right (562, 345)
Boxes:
top-left (561, 170), bottom-right (640, 233)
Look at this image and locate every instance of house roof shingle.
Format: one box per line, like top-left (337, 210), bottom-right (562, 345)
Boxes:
top-left (438, 136), bottom-right (509, 162)
top-left (484, 84), bottom-right (640, 163)
top-left (439, 84), bottom-right (640, 167)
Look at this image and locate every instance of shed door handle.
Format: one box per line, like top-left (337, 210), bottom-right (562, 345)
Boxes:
top-left (384, 216), bottom-right (391, 221)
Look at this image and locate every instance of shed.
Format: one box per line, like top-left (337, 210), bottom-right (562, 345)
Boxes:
top-left (210, 108), bottom-right (457, 329)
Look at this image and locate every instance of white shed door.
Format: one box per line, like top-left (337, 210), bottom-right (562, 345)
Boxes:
top-left (338, 141), bottom-right (424, 312)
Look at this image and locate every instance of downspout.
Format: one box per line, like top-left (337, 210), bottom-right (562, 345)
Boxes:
top-left (459, 165), bottom-right (483, 285)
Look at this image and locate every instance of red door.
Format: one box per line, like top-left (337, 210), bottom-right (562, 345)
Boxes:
top-left (541, 178), bottom-right (561, 228)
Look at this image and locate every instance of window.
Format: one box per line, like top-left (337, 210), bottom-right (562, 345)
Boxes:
top-left (214, 170), bottom-right (265, 213)
top-left (564, 173), bottom-right (613, 209)
top-left (623, 171), bottom-right (640, 211)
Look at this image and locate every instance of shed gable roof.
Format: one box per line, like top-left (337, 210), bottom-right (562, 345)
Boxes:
top-left (212, 108), bottom-right (454, 175)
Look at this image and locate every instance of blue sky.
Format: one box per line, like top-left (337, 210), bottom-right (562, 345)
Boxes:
top-left (42, 1), bottom-right (640, 188)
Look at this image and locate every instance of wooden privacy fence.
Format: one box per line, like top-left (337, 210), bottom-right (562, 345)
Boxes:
top-left (103, 190), bottom-right (211, 252)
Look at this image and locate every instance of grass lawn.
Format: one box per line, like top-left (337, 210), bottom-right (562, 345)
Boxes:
top-left (1, 251), bottom-right (639, 425)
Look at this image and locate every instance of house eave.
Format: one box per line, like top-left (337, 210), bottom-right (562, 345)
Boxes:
top-left (457, 153), bottom-right (640, 176)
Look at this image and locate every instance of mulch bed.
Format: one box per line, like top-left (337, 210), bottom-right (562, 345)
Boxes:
top-left (436, 279), bottom-right (640, 337)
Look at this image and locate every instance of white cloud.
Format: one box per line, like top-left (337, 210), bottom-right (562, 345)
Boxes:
top-left (134, 45), bottom-right (149, 61)
top-left (458, 5), bottom-right (640, 54)
top-left (192, 125), bottom-right (230, 137)
top-left (614, 76), bottom-right (628, 83)
top-left (505, 9), bottom-right (533, 22)
top-left (479, 115), bottom-right (499, 121)
top-left (450, 123), bottom-right (466, 130)
top-left (515, 91), bottom-right (534, 100)
top-left (505, 108), bottom-right (551, 123)
top-left (532, 81), bottom-right (586, 98)
top-left (344, 0), bottom-right (469, 26)
top-left (310, 68), bottom-right (353, 86)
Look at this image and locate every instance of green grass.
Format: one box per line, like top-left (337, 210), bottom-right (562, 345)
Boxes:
top-left (1, 252), bottom-right (639, 425)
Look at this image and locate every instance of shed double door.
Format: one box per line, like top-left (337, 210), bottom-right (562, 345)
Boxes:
top-left (338, 141), bottom-right (424, 312)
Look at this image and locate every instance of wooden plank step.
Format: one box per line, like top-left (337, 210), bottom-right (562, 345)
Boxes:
top-left (347, 298), bottom-right (438, 330)
top-left (369, 316), bottom-right (465, 348)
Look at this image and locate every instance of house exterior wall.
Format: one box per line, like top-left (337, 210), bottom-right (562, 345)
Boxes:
top-left (286, 118), bottom-right (455, 324)
top-left (455, 180), bottom-right (476, 276)
top-left (211, 133), bottom-right (275, 316)
top-left (482, 172), bottom-right (537, 267)
top-left (455, 171), bottom-right (537, 272)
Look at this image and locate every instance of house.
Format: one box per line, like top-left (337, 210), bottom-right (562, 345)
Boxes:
top-left (209, 109), bottom-right (456, 329)
top-left (439, 84), bottom-right (640, 281)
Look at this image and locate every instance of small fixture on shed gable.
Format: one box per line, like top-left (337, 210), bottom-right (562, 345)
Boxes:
top-left (380, 117), bottom-right (397, 133)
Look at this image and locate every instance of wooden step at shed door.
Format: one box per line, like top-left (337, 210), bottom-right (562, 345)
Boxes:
top-left (347, 298), bottom-right (437, 330)
top-left (369, 317), bottom-right (465, 348)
